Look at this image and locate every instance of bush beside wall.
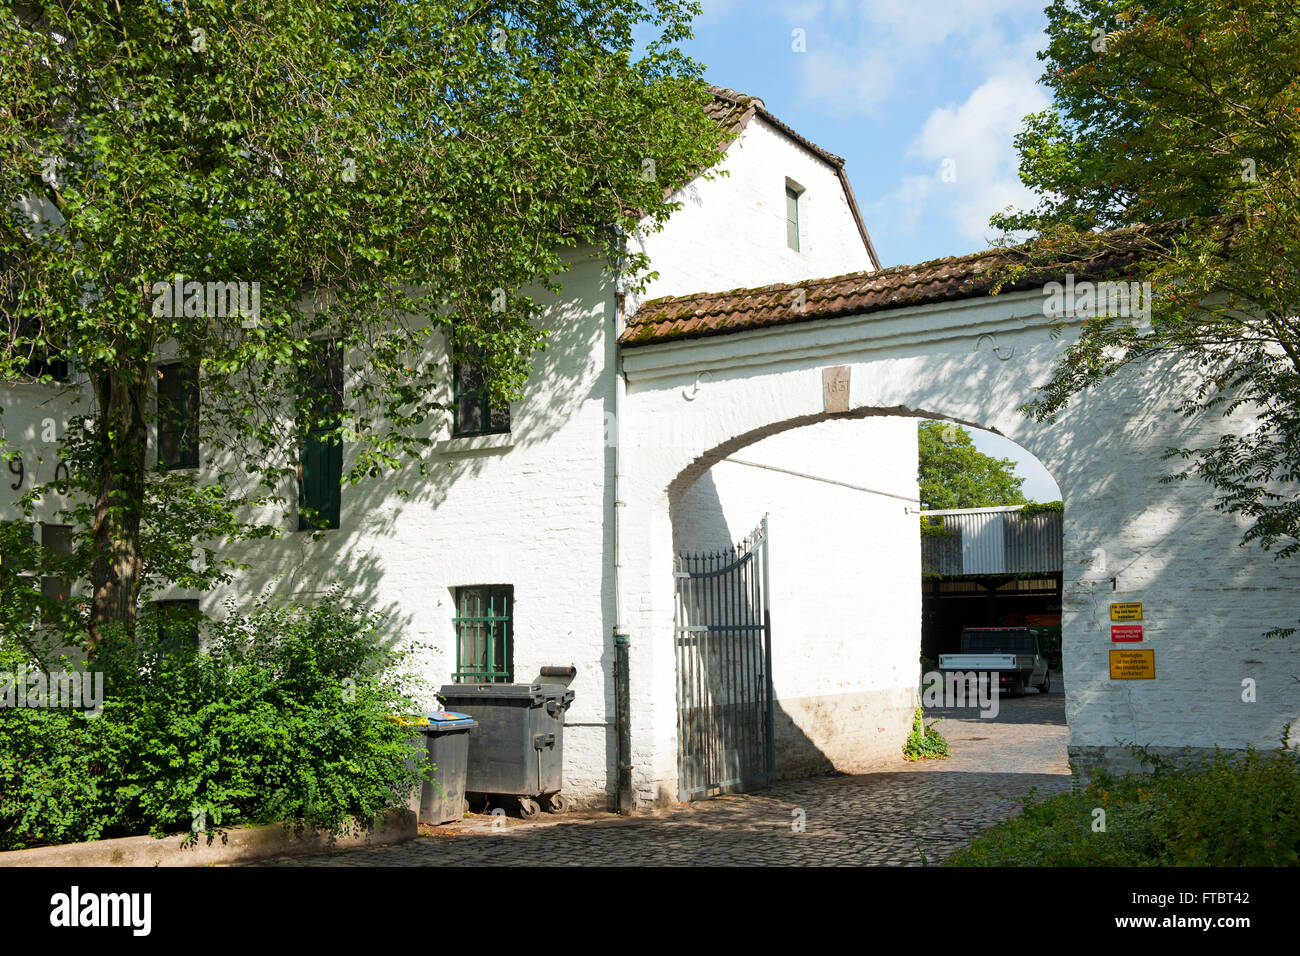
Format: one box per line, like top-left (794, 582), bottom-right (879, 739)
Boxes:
top-left (0, 595), bottom-right (427, 851)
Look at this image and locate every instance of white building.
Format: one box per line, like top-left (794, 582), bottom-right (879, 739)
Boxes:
top-left (1, 88), bottom-right (922, 809)
top-left (9, 86), bottom-right (1294, 812)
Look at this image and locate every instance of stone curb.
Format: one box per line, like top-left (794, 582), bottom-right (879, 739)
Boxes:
top-left (0, 808), bottom-right (417, 867)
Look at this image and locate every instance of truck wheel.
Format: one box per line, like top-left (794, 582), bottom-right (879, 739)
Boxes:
top-left (1039, 671), bottom-right (1051, 694)
top-left (1012, 677), bottom-right (1025, 697)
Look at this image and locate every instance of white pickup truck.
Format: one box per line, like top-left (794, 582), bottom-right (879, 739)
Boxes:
top-left (938, 627), bottom-right (1051, 696)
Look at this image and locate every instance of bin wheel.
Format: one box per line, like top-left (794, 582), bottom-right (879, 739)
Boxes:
top-left (518, 797), bottom-right (541, 820)
top-left (544, 793), bottom-right (570, 815)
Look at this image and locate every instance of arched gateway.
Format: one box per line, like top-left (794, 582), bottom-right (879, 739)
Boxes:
top-left (612, 249), bottom-right (1300, 808)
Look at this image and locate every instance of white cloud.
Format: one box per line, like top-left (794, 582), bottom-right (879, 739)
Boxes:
top-left (693, 0), bottom-right (1052, 258)
top-left (788, 0), bottom-right (1045, 117)
top-left (867, 39), bottom-right (1049, 251)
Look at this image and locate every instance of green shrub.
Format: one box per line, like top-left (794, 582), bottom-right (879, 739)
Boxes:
top-left (0, 640), bottom-right (106, 848)
top-left (946, 745), bottom-right (1300, 866)
top-left (903, 706), bottom-right (949, 760)
top-left (0, 594), bottom-right (429, 850)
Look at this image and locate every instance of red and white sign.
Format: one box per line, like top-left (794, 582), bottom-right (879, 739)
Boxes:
top-left (1111, 624), bottom-right (1143, 643)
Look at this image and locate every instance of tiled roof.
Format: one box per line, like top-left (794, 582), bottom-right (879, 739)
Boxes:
top-left (621, 230), bottom-right (1157, 348)
top-left (706, 87), bottom-right (845, 167)
top-left (703, 87), bottom-right (756, 137)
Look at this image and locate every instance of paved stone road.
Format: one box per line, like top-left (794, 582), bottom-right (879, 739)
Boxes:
top-left (256, 677), bottom-right (1071, 866)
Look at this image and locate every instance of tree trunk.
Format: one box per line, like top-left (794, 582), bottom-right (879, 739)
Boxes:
top-left (88, 362), bottom-right (149, 652)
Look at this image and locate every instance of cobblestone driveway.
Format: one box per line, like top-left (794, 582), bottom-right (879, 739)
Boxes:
top-left (257, 678), bottom-right (1071, 867)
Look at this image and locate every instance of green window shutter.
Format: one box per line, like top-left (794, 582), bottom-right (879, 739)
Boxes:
top-left (0, 521), bottom-right (39, 616)
top-left (158, 362), bottom-right (200, 470)
top-left (452, 346), bottom-right (511, 438)
top-left (785, 186), bottom-right (801, 252)
top-left (299, 430), bottom-right (342, 530)
top-left (298, 341), bottom-right (343, 530)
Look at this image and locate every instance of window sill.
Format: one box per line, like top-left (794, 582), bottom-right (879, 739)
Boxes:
top-left (437, 432), bottom-right (514, 456)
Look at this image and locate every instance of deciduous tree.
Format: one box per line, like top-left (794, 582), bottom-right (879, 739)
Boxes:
top-left (0, 0), bottom-right (726, 648)
top-left (991, 0), bottom-right (1300, 570)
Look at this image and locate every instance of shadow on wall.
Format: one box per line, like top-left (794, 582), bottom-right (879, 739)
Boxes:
top-left (670, 469), bottom-right (841, 786)
top-left (660, 334), bottom-right (1300, 759)
top-left (205, 257), bottom-right (618, 705)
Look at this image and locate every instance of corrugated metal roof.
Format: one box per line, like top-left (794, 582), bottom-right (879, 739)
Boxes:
top-left (921, 505), bottom-right (1062, 576)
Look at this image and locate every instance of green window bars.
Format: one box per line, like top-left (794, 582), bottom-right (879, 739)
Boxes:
top-left (453, 585), bottom-right (513, 683)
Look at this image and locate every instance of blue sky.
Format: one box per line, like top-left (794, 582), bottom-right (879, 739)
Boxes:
top-left (681, 1), bottom-right (1063, 500)
top-left (682, 0), bottom-right (1054, 269)
top-left (968, 426), bottom-right (1061, 502)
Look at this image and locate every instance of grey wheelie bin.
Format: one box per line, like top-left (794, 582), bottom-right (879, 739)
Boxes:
top-left (399, 712), bottom-right (477, 825)
top-left (437, 683), bottom-right (575, 819)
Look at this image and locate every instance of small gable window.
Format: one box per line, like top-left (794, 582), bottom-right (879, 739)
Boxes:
top-left (785, 181), bottom-right (804, 252)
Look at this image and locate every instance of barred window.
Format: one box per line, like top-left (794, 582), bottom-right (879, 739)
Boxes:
top-left (38, 522), bottom-right (72, 605)
top-left (453, 585), bottom-right (513, 683)
top-left (150, 598), bottom-right (201, 648)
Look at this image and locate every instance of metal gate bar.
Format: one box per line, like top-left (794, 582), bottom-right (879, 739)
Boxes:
top-left (673, 516), bottom-right (774, 802)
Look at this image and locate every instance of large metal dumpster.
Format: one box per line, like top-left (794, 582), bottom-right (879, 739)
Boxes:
top-left (437, 683), bottom-right (574, 818)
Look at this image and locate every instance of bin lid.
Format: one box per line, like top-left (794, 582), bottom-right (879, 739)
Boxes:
top-left (425, 711), bottom-right (476, 730)
top-left (438, 682), bottom-right (573, 702)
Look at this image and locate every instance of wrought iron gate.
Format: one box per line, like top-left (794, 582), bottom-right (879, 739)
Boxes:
top-left (673, 516), bottom-right (775, 802)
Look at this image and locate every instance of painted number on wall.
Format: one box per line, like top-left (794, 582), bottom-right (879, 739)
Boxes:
top-left (3, 454), bottom-right (72, 494)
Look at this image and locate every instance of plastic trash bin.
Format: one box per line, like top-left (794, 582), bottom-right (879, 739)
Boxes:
top-left (398, 711), bottom-right (477, 825)
top-left (436, 683), bottom-right (574, 819)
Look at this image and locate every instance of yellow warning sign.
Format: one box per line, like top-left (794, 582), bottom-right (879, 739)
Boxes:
top-left (1109, 649), bottom-right (1156, 680)
top-left (1110, 602), bottom-right (1143, 621)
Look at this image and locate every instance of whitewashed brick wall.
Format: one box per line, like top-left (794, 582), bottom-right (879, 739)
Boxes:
top-left (672, 417), bottom-right (921, 779)
top-left (619, 287), bottom-right (1300, 800)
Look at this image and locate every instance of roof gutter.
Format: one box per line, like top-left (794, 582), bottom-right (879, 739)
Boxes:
top-left (836, 166), bottom-right (881, 271)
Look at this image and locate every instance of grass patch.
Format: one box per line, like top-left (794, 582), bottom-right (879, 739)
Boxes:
top-left (903, 706), bottom-right (949, 760)
top-left (945, 745), bottom-right (1300, 866)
